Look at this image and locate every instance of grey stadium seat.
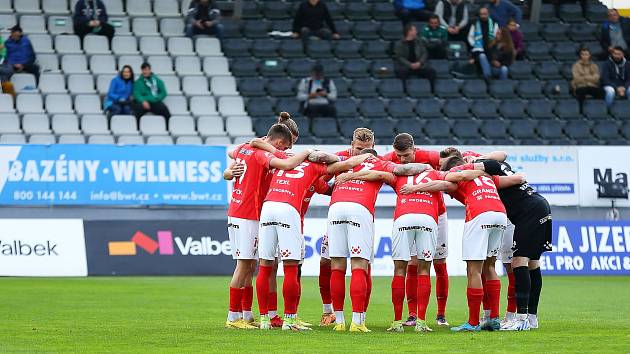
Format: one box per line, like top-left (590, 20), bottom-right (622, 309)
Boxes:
top-left (164, 96), bottom-right (189, 115)
top-left (190, 96), bottom-right (219, 116)
top-left (182, 76), bottom-right (210, 96)
top-left (517, 80), bottom-right (545, 99)
top-left (112, 36), bottom-right (139, 55)
top-left (211, 76), bottom-right (239, 96)
top-left (52, 114), bottom-right (81, 135)
top-left (147, 136), bottom-right (175, 145)
top-left (148, 56), bottom-right (175, 75)
top-left (16, 0), bottom-right (40, 13)
top-left (90, 55), bottom-right (117, 75)
top-left (20, 16), bottom-right (46, 33)
top-left (0, 94), bottom-right (14, 113)
top-left (111, 115), bottom-right (140, 135)
top-left (118, 136), bottom-right (145, 145)
top-left (226, 116), bottom-right (255, 137)
top-left (68, 74), bottom-right (96, 94)
top-left (29, 34), bottom-right (54, 54)
top-left (11, 73), bottom-right (38, 93)
top-left (175, 56), bottom-right (203, 76)
top-left (61, 55), bottom-right (89, 74)
top-left (168, 37), bottom-right (194, 56)
top-left (219, 97), bottom-right (247, 116)
top-left (48, 16), bottom-right (73, 35)
top-left (84, 35), bottom-right (111, 55)
top-left (108, 17), bottom-right (131, 36)
top-left (205, 136), bottom-right (231, 145)
top-left (29, 134), bottom-right (57, 144)
top-left (0, 134), bottom-right (27, 144)
top-left (203, 57), bottom-right (230, 77)
top-left (196, 38), bottom-right (222, 57)
top-left (81, 114), bottom-right (110, 135)
top-left (55, 34), bottom-right (82, 54)
top-left (36, 54), bottom-right (60, 72)
top-left (140, 37), bottom-right (166, 55)
top-left (197, 116), bottom-right (227, 137)
top-left (140, 116), bottom-right (169, 136)
top-left (0, 114), bottom-right (22, 134)
top-left (154, 0), bottom-right (181, 17)
top-left (75, 95), bottom-right (103, 114)
top-left (45, 94), bottom-right (73, 114)
top-left (118, 55), bottom-right (144, 73)
top-left (22, 114), bottom-right (51, 134)
top-left (88, 135), bottom-right (116, 144)
top-left (176, 136), bottom-right (202, 145)
top-left (17, 94), bottom-right (44, 114)
top-left (133, 17), bottom-right (159, 36)
top-left (127, 0), bottom-right (152, 17)
top-left (160, 18), bottom-right (185, 37)
top-left (97, 74), bottom-right (116, 94)
top-left (169, 116), bottom-right (198, 137)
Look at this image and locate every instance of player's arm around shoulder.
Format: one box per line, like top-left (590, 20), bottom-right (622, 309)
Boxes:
top-left (443, 169), bottom-right (486, 183)
top-left (496, 173), bottom-right (527, 188)
top-left (335, 170), bottom-right (395, 186)
top-left (392, 163), bottom-right (431, 176)
top-left (308, 151), bottom-right (342, 164)
top-left (401, 180), bottom-right (457, 194)
top-left (250, 137), bottom-right (277, 154)
top-left (269, 149), bottom-right (313, 170)
top-left (476, 151), bottom-right (507, 162)
top-left (325, 153), bottom-right (372, 175)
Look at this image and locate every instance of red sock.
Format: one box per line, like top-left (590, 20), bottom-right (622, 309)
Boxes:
top-left (350, 268), bottom-right (367, 313)
top-left (255, 266), bottom-right (272, 315)
top-left (486, 279), bottom-right (501, 318)
top-left (434, 262), bottom-right (448, 317)
top-left (282, 264), bottom-right (299, 315)
top-left (229, 287), bottom-right (243, 313)
top-left (364, 264), bottom-right (372, 312)
top-left (268, 292), bottom-right (278, 314)
top-left (466, 287), bottom-right (484, 326)
top-left (507, 271), bottom-right (516, 313)
top-left (297, 272), bottom-right (302, 307)
top-left (417, 274), bottom-right (431, 320)
top-left (319, 263), bottom-right (332, 304)
top-left (242, 286), bottom-right (253, 312)
top-left (406, 264), bottom-right (418, 316)
top-left (330, 269), bottom-right (346, 312)
top-left (481, 273), bottom-right (490, 312)
top-left (391, 275), bottom-right (405, 321)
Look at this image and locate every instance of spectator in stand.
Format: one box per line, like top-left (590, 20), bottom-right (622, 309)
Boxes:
top-left (482, 27), bottom-right (515, 80)
top-left (488, 0), bottom-right (522, 27)
top-left (601, 46), bottom-right (630, 107)
top-left (468, 8), bottom-right (499, 78)
top-left (422, 15), bottom-right (449, 59)
top-left (104, 65), bottom-right (134, 116)
top-left (600, 9), bottom-right (630, 59)
top-left (435, 0), bottom-right (470, 42)
top-left (185, 0), bottom-right (223, 40)
top-left (133, 63), bottom-right (171, 120)
top-left (507, 19), bottom-right (524, 60)
top-left (394, 0), bottom-right (434, 26)
top-left (571, 47), bottom-right (603, 108)
top-left (297, 63), bottom-right (337, 118)
top-left (292, 0), bottom-right (340, 49)
top-left (394, 24), bottom-right (437, 88)
top-left (73, 0), bottom-right (115, 43)
top-left (1, 26), bottom-right (39, 82)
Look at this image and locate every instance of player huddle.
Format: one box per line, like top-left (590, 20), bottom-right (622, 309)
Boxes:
top-left (223, 113), bottom-right (553, 333)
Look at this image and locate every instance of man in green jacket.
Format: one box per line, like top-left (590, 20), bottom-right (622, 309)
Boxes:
top-left (133, 62), bottom-right (171, 120)
top-left (422, 15), bottom-right (449, 59)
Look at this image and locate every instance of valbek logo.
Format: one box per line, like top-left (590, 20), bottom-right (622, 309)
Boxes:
top-left (108, 230), bottom-right (230, 256)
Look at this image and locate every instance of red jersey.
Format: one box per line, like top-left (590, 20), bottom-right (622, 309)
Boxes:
top-left (382, 149), bottom-right (446, 216)
top-left (442, 164), bottom-right (506, 222)
top-left (261, 150), bottom-right (288, 198)
top-left (227, 144), bottom-right (276, 220)
top-left (330, 156), bottom-right (396, 215)
top-left (462, 150), bottom-right (481, 158)
top-left (391, 170), bottom-right (442, 222)
top-left (265, 161), bottom-right (329, 212)
top-left (382, 148), bottom-right (440, 169)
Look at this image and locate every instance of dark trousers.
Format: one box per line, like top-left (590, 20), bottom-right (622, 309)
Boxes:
top-left (395, 8), bottom-right (433, 25)
top-left (0, 61), bottom-right (40, 82)
top-left (190, 23), bottom-right (224, 40)
top-left (133, 101), bottom-right (171, 120)
top-left (74, 22), bottom-right (115, 42)
top-left (107, 102), bottom-right (132, 116)
top-left (426, 43), bottom-right (447, 60)
top-left (303, 103), bottom-right (336, 118)
top-left (396, 66), bottom-right (437, 89)
top-left (300, 27), bottom-right (333, 50)
top-left (574, 86), bottom-right (604, 106)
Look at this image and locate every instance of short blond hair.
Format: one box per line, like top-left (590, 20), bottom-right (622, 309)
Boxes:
top-left (353, 127), bottom-right (374, 142)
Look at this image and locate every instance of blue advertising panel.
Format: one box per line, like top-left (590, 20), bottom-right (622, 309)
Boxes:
top-left (541, 220), bottom-right (630, 275)
top-left (0, 145), bottom-right (228, 205)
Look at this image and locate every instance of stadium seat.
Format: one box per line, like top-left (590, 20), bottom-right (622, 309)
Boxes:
top-left (67, 74), bottom-right (96, 95)
top-left (544, 80), bottom-right (571, 98)
top-left (20, 15), bottom-right (46, 33)
top-left (17, 94), bottom-right (44, 114)
top-left (489, 80), bottom-right (517, 99)
top-left (260, 59), bottom-right (287, 77)
top-left (461, 79), bottom-right (488, 99)
top-left (359, 98), bottom-right (387, 118)
top-left (372, 3), bottom-right (397, 21)
top-left (11, 73), bottom-right (37, 93)
top-left (526, 41), bottom-right (552, 61)
top-left (536, 119), bottom-right (566, 140)
top-left (198, 116), bottom-right (227, 137)
top-left (424, 119), bottom-right (451, 139)
top-left (133, 17), bottom-right (158, 36)
top-left (52, 114), bottom-right (81, 135)
top-left (0, 134), bottom-right (27, 145)
top-left (334, 78), bottom-right (351, 97)
top-left (183, 76), bottom-right (210, 96)
top-left (111, 115), bottom-right (139, 136)
top-left (387, 98), bottom-right (415, 118)
top-left (554, 99), bottom-right (583, 120)
top-left (452, 120), bottom-right (481, 139)
top-left (352, 21), bottom-right (380, 40)
top-left (592, 120), bottom-right (620, 140)
top-left (147, 136), bottom-right (174, 145)
top-left (81, 115), bottom-right (110, 136)
top-left (90, 55), bottom-right (117, 74)
top-left (336, 98), bottom-right (358, 117)
top-left (223, 39), bottom-right (252, 57)
top-left (112, 36), bottom-right (139, 55)
top-left (118, 55), bottom-right (144, 74)
top-left (552, 42), bottom-right (580, 61)
top-left (307, 40), bottom-right (333, 59)
top-left (219, 97), bottom-right (247, 116)
top-left (471, 99), bottom-right (500, 119)
top-left (176, 136), bottom-right (202, 145)
top-left (239, 78), bottom-right (267, 97)
top-left (342, 59), bottom-right (370, 78)
top-left (127, 0), bottom-right (152, 16)
top-left (509, 61), bottom-right (534, 79)
top-left (586, 3), bottom-right (608, 23)
top-left (560, 3), bottom-right (584, 22)
top-left (168, 37), bottom-right (194, 56)
top-left (140, 37), bottom-right (166, 55)
top-left (160, 18), bottom-right (185, 37)
top-left (443, 98), bottom-right (471, 119)
top-left (75, 95), bottom-right (103, 115)
top-left (334, 40), bottom-right (363, 59)
top-left (29, 34), bottom-right (54, 54)
top-left (480, 119), bottom-right (508, 139)
top-left (435, 80), bottom-right (461, 98)
top-left (61, 55), bottom-right (89, 74)
top-left (243, 20), bottom-right (271, 39)
top-left (46, 94), bottom-right (73, 114)
top-left (406, 79), bottom-right (432, 98)
top-left (287, 59), bottom-right (315, 78)
top-left (251, 39), bottom-right (279, 58)
top-left (154, 0), bottom-right (180, 17)
top-left (541, 23), bottom-right (569, 41)
top-left (204, 57), bottom-right (231, 77)
top-left (22, 114), bottom-right (51, 134)
top-left (175, 56), bottom-right (202, 76)
top-left (416, 98), bottom-right (443, 118)
top-left (196, 38), bottom-right (222, 57)
top-left (396, 118), bottom-right (425, 137)
top-left (535, 62), bottom-right (562, 80)
top-left (118, 135), bottom-right (145, 145)
top-left (164, 96), bottom-right (189, 115)
top-left (611, 101), bottom-right (630, 120)
top-left (161, 76), bottom-right (181, 95)
top-left (517, 80), bottom-right (545, 99)
top-left (339, 118), bottom-right (367, 138)
top-left (226, 116), bottom-right (255, 137)
top-left (520, 22), bottom-right (541, 41)
top-left (362, 41), bottom-right (389, 59)
top-left (509, 120), bottom-right (538, 139)
top-left (88, 135), bottom-right (116, 144)
top-left (275, 98), bottom-right (302, 117)
top-left (190, 96), bottom-right (219, 117)
top-left (0, 114), bottom-right (21, 134)
top-left (140, 116), bottom-right (169, 136)
top-left (528, 99), bottom-right (555, 118)
top-left (350, 78), bottom-right (378, 97)
top-left (0, 94), bottom-right (14, 113)
top-left (499, 99), bottom-right (528, 119)
top-left (55, 35), bottom-right (82, 54)
top-left (245, 97), bottom-right (275, 117)
top-left (36, 54), bottom-right (60, 72)
top-left (211, 76), bottom-right (239, 96)
top-left (345, 2), bottom-right (371, 20)
top-left (29, 134), bottom-right (56, 144)
top-left (582, 100), bottom-right (610, 120)
top-left (430, 60), bottom-right (452, 78)
top-left (371, 59), bottom-right (395, 78)
top-left (280, 40), bottom-right (305, 58)
top-left (266, 78), bottom-right (295, 97)
top-left (205, 136), bottom-right (231, 145)
top-left (564, 121), bottom-right (592, 140)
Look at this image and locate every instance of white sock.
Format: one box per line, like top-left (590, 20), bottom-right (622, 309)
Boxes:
top-left (323, 303), bottom-right (333, 314)
top-left (352, 312), bottom-right (362, 325)
top-left (242, 310), bottom-right (254, 321)
top-left (268, 310), bottom-right (277, 318)
top-left (361, 312), bottom-right (366, 324)
top-left (335, 311), bottom-right (345, 324)
top-left (484, 309), bottom-right (491, 318)
top-left (227, 311), bottom-right (240, 322)
top-left (284, 313), bottom-right (296, 319)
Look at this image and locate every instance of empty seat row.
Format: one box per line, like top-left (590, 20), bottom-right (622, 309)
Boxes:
top-left (0, 133), bottom-right (236, 146)
top-left (0, 0), bottom-right (182, 17)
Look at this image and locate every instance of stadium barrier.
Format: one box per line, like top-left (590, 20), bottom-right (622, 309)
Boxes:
top-left (3, 145), bottom-right (626, 207)
top-left (1, 218), bottom-right (629, 277)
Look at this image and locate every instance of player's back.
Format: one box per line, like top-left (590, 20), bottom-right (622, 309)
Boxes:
top-left (228, 144), bottom-right (274, 220)
top-left (392, 170), bottom-right (442, 222)
top-left (331, 156), bottom-right (395, 215)
top-left (266, 161), bottom-right (328, 213)
top-left (455, 173), bottom-right (506, 221)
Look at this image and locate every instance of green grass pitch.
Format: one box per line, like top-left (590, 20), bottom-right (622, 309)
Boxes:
top-left (2, 276), bottom-right (630, 353)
